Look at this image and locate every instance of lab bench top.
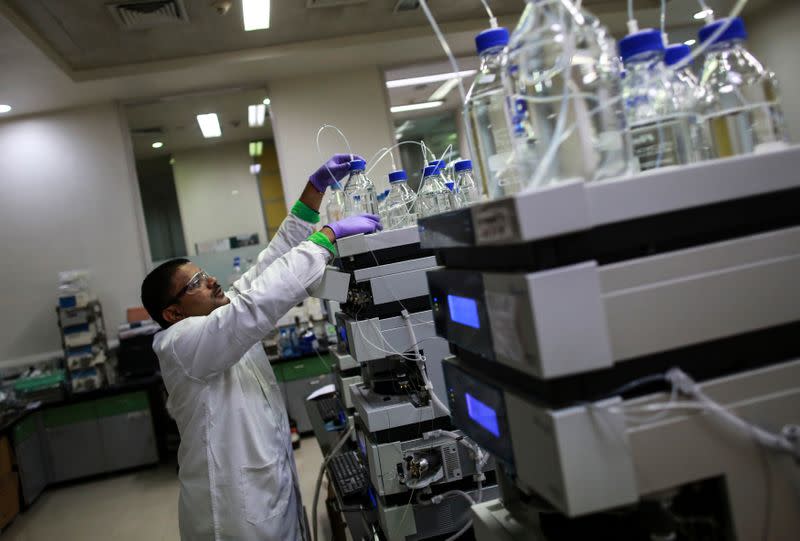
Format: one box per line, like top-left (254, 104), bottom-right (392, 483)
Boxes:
top-left (269, 352), bottom-right (336, 382)
top-left (0, 374), bottom-right (164, 436)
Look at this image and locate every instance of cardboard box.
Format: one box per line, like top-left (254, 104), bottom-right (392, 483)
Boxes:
top-left (0, 472), bottom-right (19, 529)
top-left (127, 306), bottom-right (150, 323)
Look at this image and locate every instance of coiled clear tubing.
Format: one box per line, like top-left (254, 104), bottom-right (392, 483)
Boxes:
top-left (504, 0), bottom-right (634, 190)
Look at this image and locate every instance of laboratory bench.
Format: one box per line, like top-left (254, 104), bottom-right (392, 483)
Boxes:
top-left (0, 374), bottom-right (168, 524)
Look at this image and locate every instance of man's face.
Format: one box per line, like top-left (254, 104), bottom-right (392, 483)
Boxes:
top-left (161, 263), bottom-right (230, 325)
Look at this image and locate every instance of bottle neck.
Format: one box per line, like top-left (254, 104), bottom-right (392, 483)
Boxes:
top-left (479, 48), bottom-right (505, 72)
top-left (705, 38), bottom-right (745, 55)
top-left (624, 50), bottom-right (663, 67)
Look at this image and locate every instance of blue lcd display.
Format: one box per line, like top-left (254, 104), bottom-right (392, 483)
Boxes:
top-left (465, 392), bottom-right (500, 437)
top-left (448, 294), bottom-right (480, 329)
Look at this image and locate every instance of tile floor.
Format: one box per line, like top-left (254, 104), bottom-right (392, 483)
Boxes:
top-left (1, 437), bottom-right (331, 541)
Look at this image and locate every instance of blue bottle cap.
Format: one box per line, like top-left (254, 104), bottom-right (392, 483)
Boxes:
top-left (618, 29), bottom-right (665, 62)
top-left (350, 159), bottom-right (366, 171)
top-left (475, 27), bottom-right (510, 55)
top-left (698, 17), bottom-right (747, 45)
top-left (454, 160), bottom-right (473, 172)
top-left (388, 170), bottom-right (407, 183)
top-left (664, 44), bottom-right (692, 67)
top-left (445, 182), bottom-right (455, 192)
top-left (428, 159), bottom-right (446, 171)
top-left (422, 165), bottom-right (438, 177)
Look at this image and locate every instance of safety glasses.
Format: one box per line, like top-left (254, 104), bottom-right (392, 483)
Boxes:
top-left (164, 270), bottom-right (211, 309)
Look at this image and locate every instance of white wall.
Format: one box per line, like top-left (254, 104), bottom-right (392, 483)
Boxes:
top-left (0, 104), bottom-right (148, 365)
top-left (746, 1), bottom-right (800, 143)
top-left (172, 141), bottom-right (268, 255)
top-left (268, 67), bottom-right (398, 219)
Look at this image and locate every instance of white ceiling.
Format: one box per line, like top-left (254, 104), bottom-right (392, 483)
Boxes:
top-left (3, 0), bottom-right (527, 71)
top-left (125, 87), bottom-right (273, 159)
top-left (0, 0), bottom-right (770, 121)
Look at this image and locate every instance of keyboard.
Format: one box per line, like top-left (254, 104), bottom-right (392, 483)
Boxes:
top-left (329, 451), bottom-right (368, 497)
top-left (317, 396), bottom-right (343, 422)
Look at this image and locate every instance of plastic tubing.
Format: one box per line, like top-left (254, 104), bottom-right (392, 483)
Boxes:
top-left (312, 425), bottom-right (354, 541)
top-left (666, 368), bottom-right (800, 460)
top-left (511, 0), bottom-right (748, 191)
top-left (401, 310), bottom-right (451, 416)
top-left (536, 0), bottom-right (747, 180)
top-left (365, 140), bottom-right (434, 177)
top-left (418, 0), bottom-right (479, 164)
top-left (528, 4), bottom-right (575, 188)
top-left (479, 0), bottom-right (498, 29)
top-left (315, 124), bottom-right (355, 190)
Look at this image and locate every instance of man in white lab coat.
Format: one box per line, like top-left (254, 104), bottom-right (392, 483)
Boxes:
top-left (140, 155), bottom-right (380, 541)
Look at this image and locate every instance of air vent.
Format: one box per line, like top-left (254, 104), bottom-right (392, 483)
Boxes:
top-left (306, 0), bottom-right (367, 8)
top-left (394, 0), bottom-right (420, 12)
top-left (131, 127), bottom-right (165, 137)
top-left (108, 0), bottom-right (189, 30)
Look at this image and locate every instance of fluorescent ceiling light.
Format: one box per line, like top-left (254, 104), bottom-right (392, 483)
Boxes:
top-left (249, 141), bottom-right (263, 157)
top-left (0, 105), bottom-right (10, 114)
top-left (429, 78), bottom-right (460, 102)
top-left (196, 113), bottom-right (222, 138)
top-left (151, 141), bottom-right (164, 149)
top-left (390, 101), bottom-right (444, 114)
top-left (683, 39), bottom-right (697, 46)
top-left (243, 0), bottom-right (270, 31)
top-left (250, 163), bottom-right (262, 175)
top-left (693, 9), bottom-right (712, 20)
top-left (248, 104), bottom-right (266, 127)
top-left (262, 97), bottom-right (271, 106)
top-left (386, 70), bottom-right (476, 89)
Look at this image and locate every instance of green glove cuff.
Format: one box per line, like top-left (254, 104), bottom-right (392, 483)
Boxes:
top-left (291, 200), bottom-right (320, 224)
top-left (308, 231), bottom-right (337, 256)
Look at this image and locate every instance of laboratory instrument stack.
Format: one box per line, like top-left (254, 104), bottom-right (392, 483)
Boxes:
top-left (313, 225), bottom-right (496, 541)
top-left (418, 143), bottom-right (800, 539)
top-left (56, 271), bottom-right (109, 393)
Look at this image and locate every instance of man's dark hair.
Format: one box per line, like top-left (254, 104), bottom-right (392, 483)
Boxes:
top-left (141, 258), bottom-right (191, 329)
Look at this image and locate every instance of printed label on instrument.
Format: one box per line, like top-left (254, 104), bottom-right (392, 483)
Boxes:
top-left (485, 290), bottom-right (525, 363)
top-left (474, 203), bottom-right (519, 244)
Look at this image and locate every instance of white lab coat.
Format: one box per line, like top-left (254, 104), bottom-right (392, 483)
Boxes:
top-left (154, 214), bottom-right (331, 541)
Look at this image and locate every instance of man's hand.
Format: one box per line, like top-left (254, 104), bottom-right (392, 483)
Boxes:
top-left (309, 154), bottom-right (365, 193)
top-left (323, 214), bottom-right (382, 241)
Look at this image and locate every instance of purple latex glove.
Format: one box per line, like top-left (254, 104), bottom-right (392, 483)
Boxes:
top-left (309, 154), bottom-right (365, 193)
top-left (325, 214), bottom-right (383, 239)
